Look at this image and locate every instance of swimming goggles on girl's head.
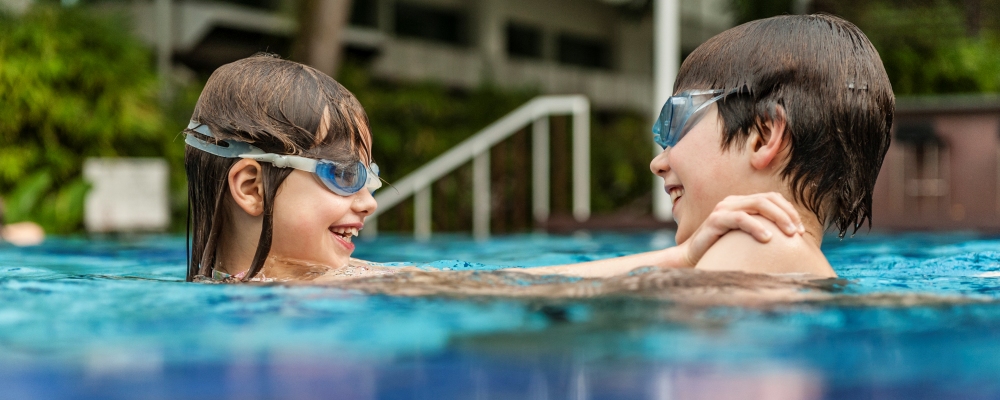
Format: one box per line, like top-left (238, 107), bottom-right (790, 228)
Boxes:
top-left (653, 89), bottom-right (737, 148)
top-left (185, 121), bottom-right (382, 196)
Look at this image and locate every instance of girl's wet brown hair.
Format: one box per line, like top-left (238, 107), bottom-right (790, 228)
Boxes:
top-left (675, 14), bottom-right (894, 238)
top-left (185, 54), bottom-right (372, 282)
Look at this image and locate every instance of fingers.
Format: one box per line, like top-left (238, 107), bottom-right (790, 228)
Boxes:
top-left (682, 210), bottom-right (773, 267)
top-left (713, 210), bottom-right (774, 243)
top-left (714, 192), bottom-right (803, 236)
top-left (762, 192), bottom-right (803, 233)
top-left (680, 192), bottom-right (805, 267)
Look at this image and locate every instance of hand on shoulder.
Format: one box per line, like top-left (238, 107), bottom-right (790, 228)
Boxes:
top-left (695, 214), bottom-right (835, 278)
top-left (677, 192), bottom-right (805, 267)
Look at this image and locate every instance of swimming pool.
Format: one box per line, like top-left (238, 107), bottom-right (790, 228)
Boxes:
top-left (2, 231), bottom-right (1000, 399)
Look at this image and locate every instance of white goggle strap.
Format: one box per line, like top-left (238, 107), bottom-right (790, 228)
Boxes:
top-left (187, 121), bottom-right (384, 192)
top-left (366, 163), bottom-right (382, 192)
top-left (186, 121), bottom-right (318, 174)
top-left (232, 151), bottom-right (382, 193)
top-left (185, 121), bottom-right (267, 159)
top-left (240, 153), bottom-right (319, 173)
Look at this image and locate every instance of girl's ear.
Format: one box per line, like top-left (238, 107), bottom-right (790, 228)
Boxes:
top-left (227, 159), bottom-right (266, 217)
top-left (749, 105), bottom-right (789, 171)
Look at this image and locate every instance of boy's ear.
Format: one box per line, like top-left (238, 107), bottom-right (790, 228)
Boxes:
top-left (227, 159), bottom-right (266, 217)
top-left (749, 105), bottom-right (789, 171)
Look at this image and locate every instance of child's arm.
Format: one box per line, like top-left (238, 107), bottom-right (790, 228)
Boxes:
top-left (512, 192), bottom-right (804, 277)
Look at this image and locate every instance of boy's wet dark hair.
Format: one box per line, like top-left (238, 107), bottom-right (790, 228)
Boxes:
top-left (675, 14), bottom-right (894, 237)
top-left (185, 54), bottom-right (372, 282)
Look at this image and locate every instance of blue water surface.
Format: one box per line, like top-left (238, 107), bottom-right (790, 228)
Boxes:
top-left (2, 231), bottom-right (1000, 399)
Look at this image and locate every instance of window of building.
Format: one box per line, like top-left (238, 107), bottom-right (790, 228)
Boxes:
top-left (506, 22), bottom-right (543, 60)
top-left (214, 0), bottom-right (282, 11)
top-left (557, 33), bottom-right (610, 70)
top-left (394, 2), bottom-right (467, 46)
top-left (350, 0), bottom-right (379, 28)
top-left (895, 121), bottom-right (949, 217)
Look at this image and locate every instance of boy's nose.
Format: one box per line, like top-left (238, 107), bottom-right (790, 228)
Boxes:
top-left (351, 189), bottom-right (378, 216)
top-left (649, 147), bottom-right (671, 177)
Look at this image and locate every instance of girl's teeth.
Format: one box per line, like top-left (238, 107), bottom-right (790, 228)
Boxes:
top-left (332, 227), bottom-right (360, 238)
top-left (668, 189), bottom-right (683, 202)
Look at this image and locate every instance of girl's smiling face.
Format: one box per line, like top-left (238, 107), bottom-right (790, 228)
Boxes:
top-left (650, 105), bottom-right (751, 244)
top-left (268, 162), bottom-right (377, 269)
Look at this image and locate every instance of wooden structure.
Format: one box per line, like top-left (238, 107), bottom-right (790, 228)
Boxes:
top-left (872, 94), bottom-right (1000, 231)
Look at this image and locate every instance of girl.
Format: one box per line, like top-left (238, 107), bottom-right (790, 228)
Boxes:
top-left (184, 54), bottom-right (384, 282)
top-left (185, 54), bottom-right (801, 283)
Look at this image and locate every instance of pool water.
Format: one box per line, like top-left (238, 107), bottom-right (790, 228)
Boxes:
top-left (3, 232), bottom-right (1000, 399)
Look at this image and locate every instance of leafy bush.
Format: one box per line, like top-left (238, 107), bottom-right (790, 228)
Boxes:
top-left (734, 0), bottom-right (1000, 95)
top-left (851, 1), bottom-right (1000, 95)
top-left (339, 63), bottom-right (537, 183)
top-left (0, 6), bottom-right (191, 233)
top-left (339, 63), bottom-right (654, 232)
top-left (0, 7), bottom-right (653, 235)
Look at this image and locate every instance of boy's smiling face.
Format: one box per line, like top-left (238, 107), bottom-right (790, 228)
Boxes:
top-left (650, 104), bottom-right (755, 245)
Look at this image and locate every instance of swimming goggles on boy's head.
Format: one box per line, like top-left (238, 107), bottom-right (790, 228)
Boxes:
top-left (653, 89), bottom-right (738, 148)
top-left (185, 121), bottom-right (382, 196)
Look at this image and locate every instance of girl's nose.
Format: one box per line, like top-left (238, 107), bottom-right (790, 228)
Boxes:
top-left (649, 147), bottom-right (671, 177)
top-left (351, 189), bottom-right (378, 216)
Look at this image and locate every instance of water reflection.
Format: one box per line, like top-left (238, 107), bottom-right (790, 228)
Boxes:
top-left (7, 353), bottom-right (825, 399)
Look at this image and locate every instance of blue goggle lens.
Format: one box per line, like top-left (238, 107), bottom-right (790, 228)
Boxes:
top-left (315, 161), bottom-right (380, 196)
top-left (653, 90), bottom-right (728, 148)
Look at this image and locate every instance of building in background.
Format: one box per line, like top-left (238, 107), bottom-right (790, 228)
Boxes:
top-left (873, 95), bottom-right (1000, 231)
top-left (6, 0), bottom-right (1000, 233)
top-left (120, 0), bottom-right (732, 113)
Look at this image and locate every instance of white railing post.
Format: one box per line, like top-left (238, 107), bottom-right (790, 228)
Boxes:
top-left (653, 0), bottom-right (680, 221)
top-left (532, 116), bottom-right (550, 225)
top-left (473, 151), bottom-right (491, 240)
top-left (572, 99), bottom-right (590, 222)
top-left (368, 95), bottom-right (589, 239)
top-left (415, 185), bottom-right (432, 240)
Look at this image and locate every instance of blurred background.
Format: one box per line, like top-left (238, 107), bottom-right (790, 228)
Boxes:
top-left (0, 0), bottom-right (998, 236)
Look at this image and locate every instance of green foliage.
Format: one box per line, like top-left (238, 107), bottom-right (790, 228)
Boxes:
top-left (338, 63), bottom-right (537, 183)
top-left (0, 6), bottom-right (652, 235)
top-left (849, 1), bottom-right (1000, 95)
top-left (339, 64), bottom-right (653, 231)
top-left (732, 0), bottom-right (1000, 95)
top-left (4, 171), bottom-right (89, 232)
top-left (590, 114), bottom-right (653, 213)
top-left (0, 6), bottom-right (192, 233)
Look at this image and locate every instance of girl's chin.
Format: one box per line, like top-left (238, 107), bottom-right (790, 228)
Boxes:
top-left (267, 250), bottom-right (349, 269)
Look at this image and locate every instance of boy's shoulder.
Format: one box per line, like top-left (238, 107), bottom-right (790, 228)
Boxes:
top-left (695, 215), bottom-right (835, 278)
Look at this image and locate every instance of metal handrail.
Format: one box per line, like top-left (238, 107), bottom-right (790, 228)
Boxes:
top-left (364, 95), bottom-right (590, 240)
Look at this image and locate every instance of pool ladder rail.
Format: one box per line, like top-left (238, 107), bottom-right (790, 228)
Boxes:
top-left (363, 95), bottom-right (591, 240)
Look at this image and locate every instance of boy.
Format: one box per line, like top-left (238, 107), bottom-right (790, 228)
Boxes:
top-left (527, 14), bottom-right (893, 278)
